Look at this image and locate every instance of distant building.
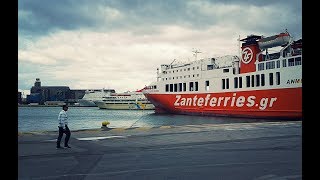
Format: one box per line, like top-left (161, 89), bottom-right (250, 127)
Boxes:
top-left (27, 78), bottom-right (86, 105)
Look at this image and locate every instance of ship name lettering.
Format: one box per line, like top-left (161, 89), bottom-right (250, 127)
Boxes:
top-left (287, 79), bottom-right (302, 84)
top-left (174, 94), bottom-right (277, 110)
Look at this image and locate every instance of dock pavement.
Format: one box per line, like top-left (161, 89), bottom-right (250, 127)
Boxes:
top-left (18, 121), bottom-right (302, 180)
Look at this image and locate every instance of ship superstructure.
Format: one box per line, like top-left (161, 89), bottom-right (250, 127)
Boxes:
top-left (77, 88), bottom-right (116, 106)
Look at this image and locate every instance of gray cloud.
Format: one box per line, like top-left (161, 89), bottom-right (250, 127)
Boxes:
top-left (18, 0), bottom-right (302, 92)
top-left (19, 0), bottom-right (302, 37)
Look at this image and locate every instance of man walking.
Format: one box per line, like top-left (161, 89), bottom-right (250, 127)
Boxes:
top-left (56, 105), bottom-right (71, 149)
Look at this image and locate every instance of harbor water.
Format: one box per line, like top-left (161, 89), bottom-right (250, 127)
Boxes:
top-left (18, 106), bottom-right (284, 133)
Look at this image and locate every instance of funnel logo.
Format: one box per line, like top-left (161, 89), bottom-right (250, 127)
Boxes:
top-left (242, 47), bottom-right (253, 64)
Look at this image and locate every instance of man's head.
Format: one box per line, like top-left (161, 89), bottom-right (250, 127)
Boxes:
top-left (62, 105), bottom-right (68, 111)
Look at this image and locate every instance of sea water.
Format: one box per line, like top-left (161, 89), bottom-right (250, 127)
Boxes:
top-left (18, 106), bottom-right (278, 132)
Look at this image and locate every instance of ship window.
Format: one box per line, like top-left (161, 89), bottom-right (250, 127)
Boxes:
top-left (251, 75), bottom-right (255, 87)
top-left (178, 83), bottom-right (182, 92)
top-left (184, 69), bottom-right (186, 71)
top-left (246, 76), bottom-right (250, 87)
top-left (282, 59), bottom-right (287, 67)
top-left (193, 67), bottom-right (195, 70)
top-left (258, 63), bottom-right (264, 71)
top-left (195, 82), bottom-right (198, 91)
top-left (174, 84), bottom-right (178, 92)
top-left (170, 84), bottom-right (173, 92)
top-left (223, 69), bottom-right (229, 73)
top-left (269, 73), bottom-right (274, 85)
top-left (166, 78), bottom-right (168, 80)
top-left (183, 83), bottom-right (186, 91)
top-left (266, 62), bottom-right (270, 69)
top-left (207, 65), bottom-right (214, 70)
top-left (188, 68), bottom-right (190, 71)
top-left (295, 57), bottom-right (302, 66)
top-left (222, 79), bottom-right (225, 89)
top-left (234, 77), bottom-right (238, 88)
top-left (239, 77), bottom-right (242, 88)
top-left (276, 60), bottom-right (280, 68)
top-left (276, 72), bottom-right (280, 85)
top-left (153, 85), bottom-right (157, 89)
top-left (197, 74), bottom-right (199, 77)
top-left (288, 58), bottom-right (294, 66)
top-left (188, 75), bottom-right (190, 78)
top-left (173, 77), bottom-right (174, 79)
top-left (173, 71), bottom-right (174, 73)
top-left (205, 80), bottom-right (210, 91)
top-left (189, 82), bottom-right (194, 91)
top-left (197, 66), bottom-right (199, 69)
top-left (256, 74), bottom-right (260, 87)
top-left (261, 74), bottom-right (265, 86)
top-left (193, 75), bottom-right (195, 77)
top-left (226, 78), bottom-right (229, 89)
top-left (266, 61), bottom-right (275, 69)
top-left (165, 84), bottom-right (169, 92)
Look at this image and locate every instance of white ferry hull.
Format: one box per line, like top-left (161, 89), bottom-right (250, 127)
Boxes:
top-left (95, 101), bottom-right (155, 110)
top-left (77, 99), bottom-right (97, 107)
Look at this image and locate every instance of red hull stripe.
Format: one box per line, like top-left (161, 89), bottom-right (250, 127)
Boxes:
top-left (146, 88), bottom-right (302, 119)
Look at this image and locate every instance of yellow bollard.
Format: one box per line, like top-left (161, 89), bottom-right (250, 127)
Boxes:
top-left (102, 121), bottom-right (110, 128)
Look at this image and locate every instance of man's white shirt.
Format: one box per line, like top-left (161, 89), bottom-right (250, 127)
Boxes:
top-left (58, 110), bottom-right (68, 128)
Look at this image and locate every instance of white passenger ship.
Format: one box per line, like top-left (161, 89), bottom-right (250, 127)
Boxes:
top-left (77, 88), bottom-right (115, 106)
top-left (94, 90), bottom-right (155, 110)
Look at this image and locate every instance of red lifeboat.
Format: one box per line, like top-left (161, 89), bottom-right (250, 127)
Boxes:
top-left (258, 32), bottom-right (290, 49)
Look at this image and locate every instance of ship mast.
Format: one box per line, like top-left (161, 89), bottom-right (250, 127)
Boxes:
top-left (169, 59), bottom-right (176, 68)
top-left (192, 49), bottom-right (201, 61)
top-left (237, 35), bottom-right (241, 58)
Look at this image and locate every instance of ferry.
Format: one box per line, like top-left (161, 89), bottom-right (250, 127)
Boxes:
top-left (94, 89), bottom-right (155, 110)
top-left (77, 88), bottom-right (116, 106)
top-left (143, 30), bottom-right (302, 119)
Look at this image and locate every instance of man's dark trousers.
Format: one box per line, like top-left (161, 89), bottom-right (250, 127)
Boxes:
top-left (56, 126), bottom-right (71, 148)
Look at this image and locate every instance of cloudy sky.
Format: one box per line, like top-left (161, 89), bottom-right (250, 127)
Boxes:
top-left (18, 0), bottom-right (302, 95)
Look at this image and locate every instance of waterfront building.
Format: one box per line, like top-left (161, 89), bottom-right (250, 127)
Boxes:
top-left (27, 78), bottom-right (86, 105)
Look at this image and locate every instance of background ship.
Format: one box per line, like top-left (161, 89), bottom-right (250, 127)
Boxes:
top-left (77, 88), bottom-right (116, 106)
top-left (143, 30), bottom-right (302, 119)
top-left (94, 89), bottom-right (155, 110)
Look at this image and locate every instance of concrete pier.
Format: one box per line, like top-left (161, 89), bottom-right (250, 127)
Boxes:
top-left (18, 121), bottom-right (302, 180)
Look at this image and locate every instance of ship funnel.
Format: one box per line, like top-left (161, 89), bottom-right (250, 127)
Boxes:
top-left (239, 35), bottom-right (262, 74)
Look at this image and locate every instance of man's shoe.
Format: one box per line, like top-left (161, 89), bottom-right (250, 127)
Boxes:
top-left (64, 145), bottom-right (71, 148)
top-left (56, 146), bottom-right (64, 149)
